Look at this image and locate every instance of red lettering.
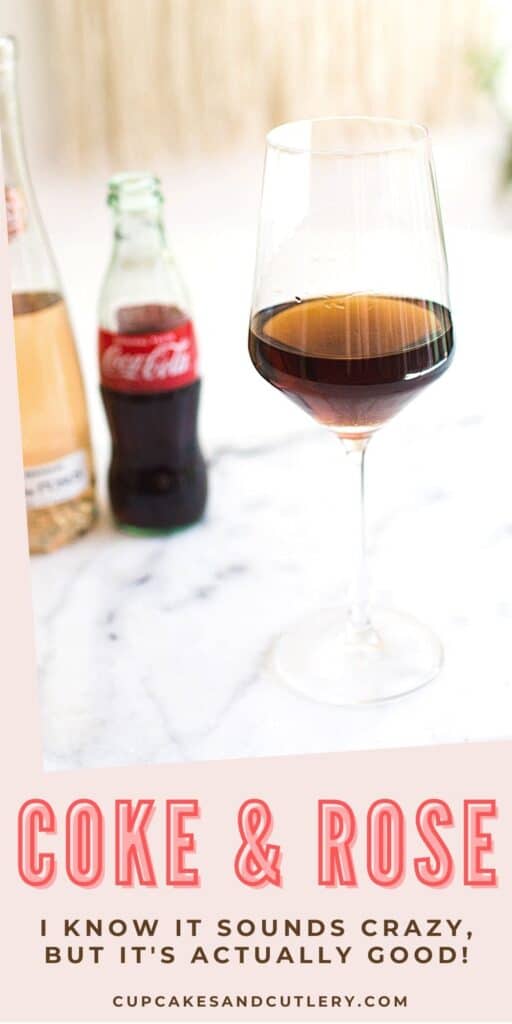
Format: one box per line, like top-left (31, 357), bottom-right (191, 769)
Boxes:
top-left (318, 800), bottom-right (357, 886)
top-left (464, 800), bottom-right (497, 886)
top-left (367, 800), bottom-right (405, 887)
top-left (165, 800), bottom-right (200, 887)
top-left (65, 800), bottom-right (104, 887)
top-left (414, 799), bottom-right (454, 886)
top-left (115, 800), bottom-right (156, 886)
top-left (17, 799), bottom-right (56, 888)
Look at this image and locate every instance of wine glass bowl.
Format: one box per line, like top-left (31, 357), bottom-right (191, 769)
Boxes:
top-left (249, 117), bottom-right (453, 705)
top-left (249, 292), bottom-right (453, 441)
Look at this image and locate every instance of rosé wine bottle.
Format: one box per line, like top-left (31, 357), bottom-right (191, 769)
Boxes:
top-left (1, 36), bottom-right (97, 554)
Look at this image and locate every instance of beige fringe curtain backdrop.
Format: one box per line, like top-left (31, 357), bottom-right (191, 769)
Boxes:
top-left (48, 0), bottom-right (492, 167)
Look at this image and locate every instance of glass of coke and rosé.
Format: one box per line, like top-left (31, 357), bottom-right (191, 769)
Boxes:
top-left (249, 117), bottom-right (453, 705)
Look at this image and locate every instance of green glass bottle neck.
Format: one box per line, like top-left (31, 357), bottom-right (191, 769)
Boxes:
top-left (111, 207), bottom-right (170, 260)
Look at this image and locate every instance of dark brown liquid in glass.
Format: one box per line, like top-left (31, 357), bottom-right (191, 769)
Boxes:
top-left (249, 294), bottom-right (453, 438)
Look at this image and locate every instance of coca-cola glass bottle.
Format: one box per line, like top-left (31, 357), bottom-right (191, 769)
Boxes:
top-left (98, 173), bottom-right (207, 533)
top-left (0, 35), bottom-right (97, 553)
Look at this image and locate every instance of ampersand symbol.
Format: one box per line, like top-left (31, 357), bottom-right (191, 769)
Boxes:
top-left (234, 799), bottom-right (282, 887)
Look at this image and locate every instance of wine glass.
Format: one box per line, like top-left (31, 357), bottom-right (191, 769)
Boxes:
top-left (248, 117), bottom-right (453, 705)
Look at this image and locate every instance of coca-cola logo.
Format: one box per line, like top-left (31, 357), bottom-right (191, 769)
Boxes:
top-left (102, 337), bottom-right (192, 382)
top-left (99, 324), bottom-right (198, 394)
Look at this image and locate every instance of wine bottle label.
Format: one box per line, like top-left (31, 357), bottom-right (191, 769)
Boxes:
top-left (5, 185), bottom-right (26, 240)
top-left (99, 320), bottom-right (199, 394)
top-left (24, 450), bottom-right (89, 510)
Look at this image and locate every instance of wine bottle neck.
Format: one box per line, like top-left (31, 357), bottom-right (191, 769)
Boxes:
top-left (0, 37), bottom-right (60, 294)
top-left (0, 58), bottom-right (32, 200)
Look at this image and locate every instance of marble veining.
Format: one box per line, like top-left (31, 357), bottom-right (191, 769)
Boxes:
top-left (31, 396), bottom-right (512, 771)
top-left (22, 180), bottom-right (512, 769)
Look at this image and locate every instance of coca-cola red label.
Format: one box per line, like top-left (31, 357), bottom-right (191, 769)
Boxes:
top-left (99, 320), bottom-right (199, 393)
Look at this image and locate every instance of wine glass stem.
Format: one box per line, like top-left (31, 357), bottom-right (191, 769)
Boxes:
top-left (343, 437), bottom-right (371, 634)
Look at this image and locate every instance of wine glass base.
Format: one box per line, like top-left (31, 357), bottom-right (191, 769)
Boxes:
top-left (268, 607), bottom-right (443, 706)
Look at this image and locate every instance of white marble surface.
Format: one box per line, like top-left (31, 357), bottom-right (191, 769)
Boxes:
top-left (27, 143), bottom-right (512, 770)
